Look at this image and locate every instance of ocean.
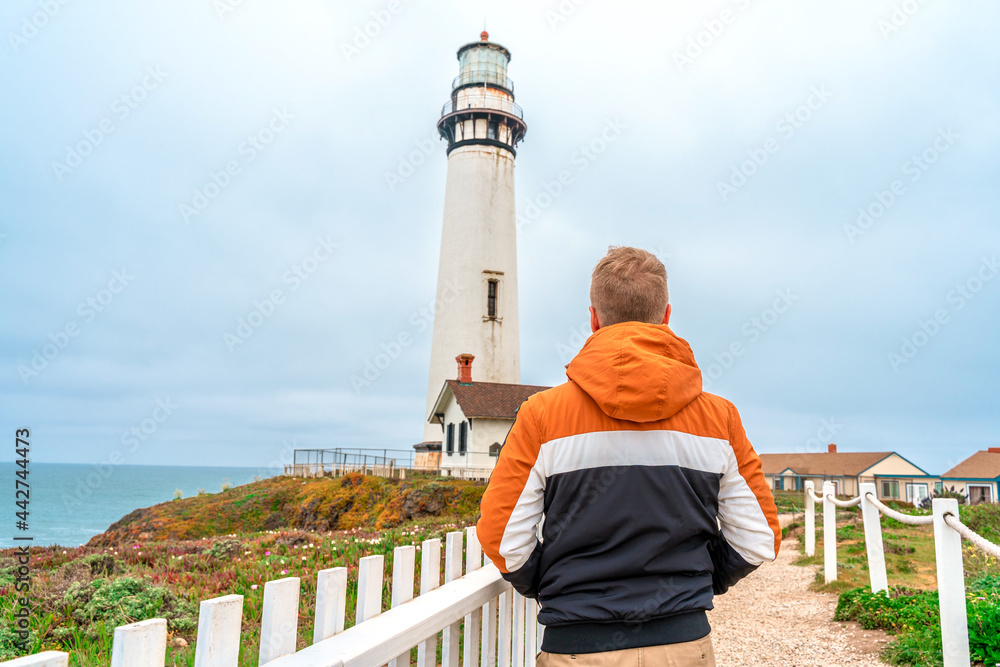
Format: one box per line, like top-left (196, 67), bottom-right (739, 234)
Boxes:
top-left (0, 462), bottom-right (278, 548)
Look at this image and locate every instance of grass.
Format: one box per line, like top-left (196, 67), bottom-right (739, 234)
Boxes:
top-left (0, 522), bottom-right (473, 666)
top-left (0, 472), bottom-right (489, 666)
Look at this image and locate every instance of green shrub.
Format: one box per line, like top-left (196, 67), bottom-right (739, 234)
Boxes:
top-left (960, 504), bottom-right (1000, 544)
top-left (63, 576), bottom-right (198, 639)
top-left (834, 576), bottom-right (1000, 666)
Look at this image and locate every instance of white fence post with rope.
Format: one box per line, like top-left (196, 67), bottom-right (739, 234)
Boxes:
top-left (822, 481), bottom-right (837, 583)
top-left (858, 482), bottom-right (888, 594)
top-left (804, 480), bottom-right (816, 557)
top-left (933, 498), bottom-right (971, 667)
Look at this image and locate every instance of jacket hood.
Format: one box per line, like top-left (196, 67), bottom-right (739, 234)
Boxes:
top-left (566, 322), bottom-right (703, 423)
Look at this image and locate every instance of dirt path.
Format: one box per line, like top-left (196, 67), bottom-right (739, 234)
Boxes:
top-left (707, 539), bottom-right (891, 666)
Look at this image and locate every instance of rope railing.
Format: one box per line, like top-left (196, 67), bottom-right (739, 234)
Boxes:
top-left (803, 479), bottom-right (999, 667)
top-left (825, 493), bottom-right (862, 508)
top-left (863, 492), bottom-right (934, 525)
top-left (943, 512), bottom-right (1000, 559)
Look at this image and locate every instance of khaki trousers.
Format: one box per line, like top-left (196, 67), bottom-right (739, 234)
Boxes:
top-left (536, 634), bottom-right (715, 667)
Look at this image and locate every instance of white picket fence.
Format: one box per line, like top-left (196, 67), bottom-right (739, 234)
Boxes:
top-left (2, 526), bottom-right (542, 667)
top-left (803, 480), bottom-right (1000, 667)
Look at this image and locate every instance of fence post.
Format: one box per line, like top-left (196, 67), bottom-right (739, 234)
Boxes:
top-left (932, 499), bottom-right (971, 667)
top-left (313, 567), bottom-right (347, 643)
top-left (822, 481), bottom-right (837, 583)
top-left (259, 577), bottom-right (300, 665)
top-left (356, 555), bottom-right (384, 624)
top-left (464, 527), bottom-right (482, 667)
top-left (804, 480), bottom-right (815, 557)
top-left (442, 531), bottom-right (464, 667)
top-left (416, 538), bottom-right (442, 667)
top-left (194, 594), bottom-right (244, 667)
top-left (1, 653), bottom-right (68, 667)
top-left (389, 546), bottom-right (416, 667)
top-left (859, 483), bottom-right (888, 594)
top-left (110, 618), bottom-right (168, 667)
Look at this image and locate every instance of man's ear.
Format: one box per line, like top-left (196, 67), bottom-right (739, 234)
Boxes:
top-left (661, 304), bottom-right (672, 325)
top-left (590, 306), bottom-right (601, 333)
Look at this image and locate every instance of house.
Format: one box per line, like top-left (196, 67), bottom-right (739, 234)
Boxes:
top-left (940, 448), bottom-right (1000, 505)
top-left (422, 354), bottom-right (549, 479)
top-left (760, 444), bottom-right (937, 503)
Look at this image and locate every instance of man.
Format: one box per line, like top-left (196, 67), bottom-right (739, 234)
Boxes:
top-left (478, 246), bottom-right (780, 666)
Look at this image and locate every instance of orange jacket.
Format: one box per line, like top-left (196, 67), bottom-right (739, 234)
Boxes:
top-left (478, 322), bottom-right (780, 640)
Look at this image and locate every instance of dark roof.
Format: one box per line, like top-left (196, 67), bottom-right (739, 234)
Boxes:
top-left (444, 380), bottom-right (550, 420)
top-left (759, 452), bottom-right (895, 477)
top-left (941, 451), bottom-right (1000, 480)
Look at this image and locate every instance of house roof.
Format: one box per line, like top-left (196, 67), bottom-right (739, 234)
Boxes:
top-left (941, 451), bottom-right (1000, 480)
top-left (759, 452), bottom-right (895, 477)
top-left (430, 380), bottom-right (550, 423)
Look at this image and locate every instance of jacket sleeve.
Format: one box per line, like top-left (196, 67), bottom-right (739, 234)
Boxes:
top-left (713, 402), bottom-right (781, 592)
top-left (477, 400), bottom-right (546, 599)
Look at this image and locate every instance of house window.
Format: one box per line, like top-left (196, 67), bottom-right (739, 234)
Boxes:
top-left (774, 477), bottom-right (783, 491)
top-left (489, 442), bottom-right (501, 457)
top-left (881, 480), bottom-right (899, 499)
top-left (487, 121), bottom-right (498, 140)
top-left (446, 423), bottom-right (455, 455)
top-left (969, 484), bottom-right (993, 505)
top-left (458, 422), bottom-right (468, 454)
top-left (934, 481), bottom-right (943, 494)
top-left (487, 279), bottom-right (498, 319)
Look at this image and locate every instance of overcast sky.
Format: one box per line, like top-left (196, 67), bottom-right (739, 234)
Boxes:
top-left (2, 0), bottom-right (997, 476)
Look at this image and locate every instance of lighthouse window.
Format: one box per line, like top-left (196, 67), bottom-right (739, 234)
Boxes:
top-left (487, 121), bottom-right (498, 140)
top-left (487, 279), bottom-right (498, 318)
top-left (446, 423), bottom-right (455, 455)
top-left (458, 422), bottom-right (468, 454)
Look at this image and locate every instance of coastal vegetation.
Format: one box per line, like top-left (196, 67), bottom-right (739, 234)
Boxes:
top-left (788, 493), bottom-right (1000, 666)
top-left (0, 473), bottom-right (486, 666)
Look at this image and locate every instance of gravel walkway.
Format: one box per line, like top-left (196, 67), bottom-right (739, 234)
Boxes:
top-left (707, 538), bottom-right (889, 666)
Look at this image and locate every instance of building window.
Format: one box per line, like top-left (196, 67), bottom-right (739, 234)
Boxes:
top-left (934, 481), bottom-right (943, 494)
top-left (774, 477), bottom-right (783, 491)
top-left (458, 422), bottom-right (468, 454)
top-left (969, 484), bottom-right (993, 505)
top-left (487, 121), bottom-right (498, 140)
top-left (489, 442), bottom-right (501, 457)
top-left (487, 279), bottom-right (498, 319)
top-left (881, 480), bottom-right (899, 499)
top-left (446, 423), bottom-right (455, 455)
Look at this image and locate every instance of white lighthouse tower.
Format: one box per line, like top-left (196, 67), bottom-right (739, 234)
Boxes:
top-left (421, 32), bottom-right (528, 444)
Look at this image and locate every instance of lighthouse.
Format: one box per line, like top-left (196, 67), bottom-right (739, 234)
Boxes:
top-left (421, 32), bottom-right (528, 444)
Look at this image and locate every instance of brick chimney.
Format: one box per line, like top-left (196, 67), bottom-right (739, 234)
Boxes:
top-left (828, 443), bottom-right (838, 454)
top-left (456, 354), bottom-right (474, 384)
top-left (989, 447), bottom-right (1000, 454)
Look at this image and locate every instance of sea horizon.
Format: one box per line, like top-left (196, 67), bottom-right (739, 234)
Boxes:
top-left (0, 461), bottom-right (281, 549)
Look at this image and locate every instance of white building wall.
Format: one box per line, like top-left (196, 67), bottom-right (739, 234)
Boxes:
top-left (423, 143), bottom-right (520, 442)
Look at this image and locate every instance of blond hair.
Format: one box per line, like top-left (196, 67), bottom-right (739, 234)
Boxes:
top-left (590, 246), bottom-right (668, 326)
